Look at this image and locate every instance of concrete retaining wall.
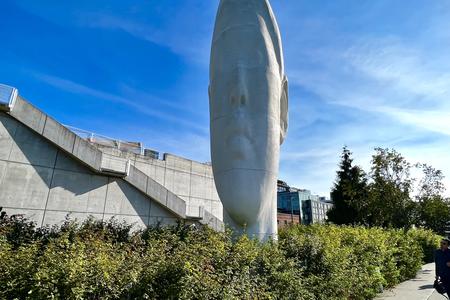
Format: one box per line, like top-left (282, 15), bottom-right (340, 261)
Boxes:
top-left (0, 113), bottom-right (179, 229)
top-left (98, 147), bottom-right (223, 221)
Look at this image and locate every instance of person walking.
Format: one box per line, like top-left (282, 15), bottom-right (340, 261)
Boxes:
top-left (435, 238), bottom-right (450, 297)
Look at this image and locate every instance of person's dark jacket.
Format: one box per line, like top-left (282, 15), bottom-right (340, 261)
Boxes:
top-left (435, 249), bottom-right (450, 278)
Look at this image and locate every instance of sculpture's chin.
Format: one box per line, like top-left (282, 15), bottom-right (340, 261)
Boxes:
top-left (214, 168), bottom-right (276, 226)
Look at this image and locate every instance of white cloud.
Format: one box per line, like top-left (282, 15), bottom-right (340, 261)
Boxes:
top-left (345, 39), bottom-right (450, 105)
top-left (32, 72), bottom-right (208, 133)
top-left (377, 106), bottom-right (450, 137)
top-left (77, 4), bottom-right (215, 66)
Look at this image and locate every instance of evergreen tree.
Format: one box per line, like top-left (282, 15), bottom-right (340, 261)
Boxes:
top-left (327, 147), bottom-right (369, 225)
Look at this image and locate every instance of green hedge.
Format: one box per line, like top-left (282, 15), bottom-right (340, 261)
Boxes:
top-left (0, 212), bottom-right (440, 300)
top-left (279, 225), bottom-right (440, 299)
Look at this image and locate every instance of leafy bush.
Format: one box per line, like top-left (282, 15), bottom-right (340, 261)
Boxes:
top-left (0, 209), bottom-right (441, 300)
top-left (407, 228), bottom-right (441, 263)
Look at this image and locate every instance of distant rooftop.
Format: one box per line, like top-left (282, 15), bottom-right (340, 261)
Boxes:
top-left (277, 180), bottom-right (330, 201)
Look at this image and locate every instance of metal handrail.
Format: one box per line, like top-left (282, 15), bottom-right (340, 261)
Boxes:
top-left (64, 125), bottom-right (143, 154)
top-left (0, 83), bottom-right (18, 110)
top-left (64, 125), bottom-right (160, 159)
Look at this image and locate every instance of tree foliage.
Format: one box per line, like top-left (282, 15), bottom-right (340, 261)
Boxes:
top-left (327, 147), bottom-right (369, 225)
top-left (328, 147), bottom-right (450, 233)
top-left (416, 164), bottom-right (450, 235)
top-left (367, 148), bottom-right (416, 229)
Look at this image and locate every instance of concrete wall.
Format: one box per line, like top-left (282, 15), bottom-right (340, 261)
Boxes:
top-left (0, 113), bottom-right (179, 229)
top-left (98, 147), bottom-right (223, 221)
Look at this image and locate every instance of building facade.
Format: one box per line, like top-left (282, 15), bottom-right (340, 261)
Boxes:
top-left (301, 198), bottom-right (333, 225)
top-left (277, 212), bottom-right (301, 228)
top-left (277, 182), bottom-right (333, 226)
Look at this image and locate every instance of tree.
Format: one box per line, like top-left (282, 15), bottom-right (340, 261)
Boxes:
top-left (327, 147), bottom-right (369, 225)
top-left (416, 164), bottom-right (446, 199)
top-left (328, 147), bottom-right (450, 232)
top-left (416, 164), bottom-right (450, 235)
top-left (366, 148), bottom-right (415, 229)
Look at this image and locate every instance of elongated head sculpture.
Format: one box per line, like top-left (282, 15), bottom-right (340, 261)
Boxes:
top-left (209, 0), bottom-right (288, 240)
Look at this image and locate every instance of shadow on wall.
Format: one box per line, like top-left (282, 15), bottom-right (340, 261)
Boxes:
top-left (3, 115), bottom-right (104, 195)
top-left (0, 114), bottom-right (159, 227)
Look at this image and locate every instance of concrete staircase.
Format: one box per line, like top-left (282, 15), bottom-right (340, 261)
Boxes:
top-left (0, 88), bottom-right (223, 231)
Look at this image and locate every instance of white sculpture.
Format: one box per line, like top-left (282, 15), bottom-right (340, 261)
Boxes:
top-left (209, 0), bottom-right (288, 240)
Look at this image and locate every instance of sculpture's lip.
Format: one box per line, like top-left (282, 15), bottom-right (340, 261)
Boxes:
top-left (224, 122), bottom-right (253, 154)
top-left (226, 128), bottom-right (252, 143)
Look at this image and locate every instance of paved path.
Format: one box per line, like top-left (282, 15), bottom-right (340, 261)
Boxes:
top-left (375, 263), bottom-right (448, 300)
top-left (429, 290), bottom-right (448, 300)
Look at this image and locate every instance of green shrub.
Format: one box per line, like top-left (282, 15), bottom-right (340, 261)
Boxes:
top-left (0, 209), bottom-right (441, 300)
top-left (279, 224), bottom-right (440, 299)
top-left (407, 228), bottom-right (440, 263)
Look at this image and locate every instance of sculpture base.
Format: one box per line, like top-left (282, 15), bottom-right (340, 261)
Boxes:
top-left (223, 195), bottom-right (278, 241)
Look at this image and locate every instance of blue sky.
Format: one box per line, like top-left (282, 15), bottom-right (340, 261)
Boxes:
top-left (1, 0), bottom-right (450, 197)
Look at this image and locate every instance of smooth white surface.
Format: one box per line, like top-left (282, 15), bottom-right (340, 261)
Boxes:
top-left (209, 0), bottom-right (288, 240)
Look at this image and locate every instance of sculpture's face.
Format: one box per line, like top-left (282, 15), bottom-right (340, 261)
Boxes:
top-left (209, 71), bottom-right (285, 226)
top-left (209, 1), bottom-right (288, 226)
